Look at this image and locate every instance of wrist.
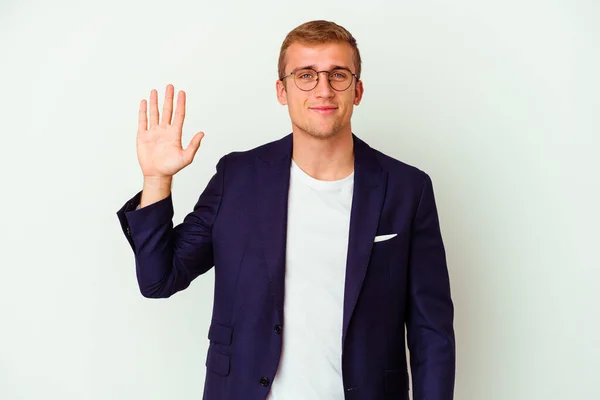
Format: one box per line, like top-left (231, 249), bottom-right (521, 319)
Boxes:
top-left (143, 175), bottom-right (173, 189)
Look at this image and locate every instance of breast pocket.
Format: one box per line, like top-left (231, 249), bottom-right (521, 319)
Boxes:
top-left (374, 233), bottom-right (398, 243)
top-left (371, 232), bottom-right (402, 257)
top-left (370, 232), bottom-right (409, 284)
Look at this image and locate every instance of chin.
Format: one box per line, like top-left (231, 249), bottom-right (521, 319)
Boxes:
top-left (303, 129), bottom-right (338, 140)
top-left (298, 122), bottom-right (345, 140)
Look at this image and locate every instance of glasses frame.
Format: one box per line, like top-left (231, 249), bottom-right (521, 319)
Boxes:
top-left (279, 67), bottom-right (358, 92)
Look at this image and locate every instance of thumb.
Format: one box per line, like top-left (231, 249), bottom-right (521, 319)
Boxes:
top-left (184, 131), bottom-right (205, 163)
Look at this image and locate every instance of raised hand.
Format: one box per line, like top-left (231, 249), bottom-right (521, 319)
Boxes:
top-left (137, 84), bottom-right (205, 179)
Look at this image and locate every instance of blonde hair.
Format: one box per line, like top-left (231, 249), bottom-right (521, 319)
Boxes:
top-left (278, 20), bottom-right (362, 80)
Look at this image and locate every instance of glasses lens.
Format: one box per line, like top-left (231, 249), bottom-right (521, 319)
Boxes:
top-left (329, 69), bottom-right (352, 91)
top-left (294, 69), bottom-right (318, 91)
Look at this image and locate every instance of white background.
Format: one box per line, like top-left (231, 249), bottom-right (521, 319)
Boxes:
top-left (1, 0), bottom-right (599, 399)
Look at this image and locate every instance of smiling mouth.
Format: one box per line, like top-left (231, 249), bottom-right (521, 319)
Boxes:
top-left (309, 107), bottom-right (337, 114)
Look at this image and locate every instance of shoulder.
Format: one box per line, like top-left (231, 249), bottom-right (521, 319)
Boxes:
top-left (219, 134), bottom-right (290, 166)
top-left (356, 135), bottom-right (432, 190)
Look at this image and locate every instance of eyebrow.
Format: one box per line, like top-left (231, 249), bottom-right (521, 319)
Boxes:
top-left (294, 64), bottom-right (352, 71)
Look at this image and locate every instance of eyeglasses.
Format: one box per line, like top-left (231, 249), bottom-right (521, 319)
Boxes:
top-left (279, 67), bottom-right (358, 92)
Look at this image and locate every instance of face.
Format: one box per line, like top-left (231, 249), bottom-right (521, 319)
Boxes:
top-left (276, 41), bottom-right (364, 140)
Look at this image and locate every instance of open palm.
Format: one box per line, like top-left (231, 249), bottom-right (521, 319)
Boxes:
top-left (137, 84), bottom-right (204, 178)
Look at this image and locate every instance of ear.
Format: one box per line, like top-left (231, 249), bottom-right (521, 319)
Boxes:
top-left (353, 79), bottom-right (364, 106)
top-left (276, 79), bottom-right (288, 105)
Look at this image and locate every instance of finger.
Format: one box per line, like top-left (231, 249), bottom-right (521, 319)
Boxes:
top-left (172, 90), bottom-right (186, 130)
top-left (138, 99), bottom-right (147, 133)
top-left (184, 131), bottom-right (204, 163)
top-left (149, 89), bottom-right (159, 128)
top-left (161, 84), bottom-right (174, 126)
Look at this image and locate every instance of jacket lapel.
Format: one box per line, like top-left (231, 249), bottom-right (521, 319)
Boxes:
top-left (255, 134), bottom-right (293, 323)
top-left (342, 136), bottom-right (387, 347)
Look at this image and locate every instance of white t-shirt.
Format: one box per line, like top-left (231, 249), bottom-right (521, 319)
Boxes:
top-left (267, 159), bottom-right (354, 399)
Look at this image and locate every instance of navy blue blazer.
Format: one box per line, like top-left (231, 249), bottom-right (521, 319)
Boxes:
top-left (116, 133), bottom-right (455, 400)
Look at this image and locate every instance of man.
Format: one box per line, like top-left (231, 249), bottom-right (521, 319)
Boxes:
top-left (117, 20), bottom-right (455, 400)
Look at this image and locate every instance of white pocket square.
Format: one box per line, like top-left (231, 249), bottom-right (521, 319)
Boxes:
top-left (374, 233), bottom-right (397, 243)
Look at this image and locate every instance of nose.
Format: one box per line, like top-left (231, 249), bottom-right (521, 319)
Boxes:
top-left (314, 71), bottom-right (334, 98)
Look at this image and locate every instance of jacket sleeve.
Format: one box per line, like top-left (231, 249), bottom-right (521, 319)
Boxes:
top-left (115, 156), bottom-right (226, 298)
top-left (405, 173), bottom-right (456, 399)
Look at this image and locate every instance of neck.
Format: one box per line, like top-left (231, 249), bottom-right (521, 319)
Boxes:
top-left (291, 129), bottom-right (354, 181)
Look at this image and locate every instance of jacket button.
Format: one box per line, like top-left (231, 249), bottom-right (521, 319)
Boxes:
top-left (259, 376), bottom-right (270, 387)
top-left (274, 325), bottom-right (282, 334)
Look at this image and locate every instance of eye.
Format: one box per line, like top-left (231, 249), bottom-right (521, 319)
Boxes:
top-left (331, 70), bottom-right (349, 80)
top-left (295, 69), bottom-right (316, 80)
